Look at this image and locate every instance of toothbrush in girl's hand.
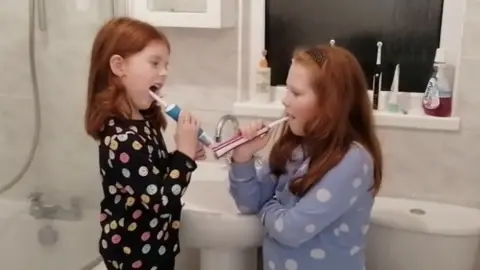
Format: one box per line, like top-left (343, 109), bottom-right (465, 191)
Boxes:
top-left (148, 88), bottom-right (215, 147)
top-left (211, 116), bottom-right (288, 158)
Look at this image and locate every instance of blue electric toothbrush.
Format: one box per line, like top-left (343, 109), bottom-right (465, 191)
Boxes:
top-left (148, 89), bottom-right (215, 147)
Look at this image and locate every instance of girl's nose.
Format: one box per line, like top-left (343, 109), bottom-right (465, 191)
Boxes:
top-left (282, 93), bottom-right (290, 108)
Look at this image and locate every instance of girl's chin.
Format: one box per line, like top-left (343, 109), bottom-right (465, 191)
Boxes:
top-left (288, 122), bottom-right (304, 136)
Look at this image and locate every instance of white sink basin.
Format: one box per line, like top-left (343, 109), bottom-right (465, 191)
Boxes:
top-left (180, 162), bottom-right (263, 249)
top-left (179, 161), bottom-right (262, 270)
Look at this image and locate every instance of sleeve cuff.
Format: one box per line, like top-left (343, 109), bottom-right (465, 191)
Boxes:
top-left (230, 159), bottom-right (257, 182)
top-left (170, 150), bottom-right (198, 171)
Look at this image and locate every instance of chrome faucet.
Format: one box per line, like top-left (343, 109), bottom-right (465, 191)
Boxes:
top-left (214, 114), bottom-right (264, 166)
top-left (214, 114), bottom-right (240, 143)
top-left (29, 192), bottom-right (82, 221)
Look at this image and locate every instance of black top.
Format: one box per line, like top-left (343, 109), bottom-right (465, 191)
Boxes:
top-left (97, 116), bottom-right (196, 269)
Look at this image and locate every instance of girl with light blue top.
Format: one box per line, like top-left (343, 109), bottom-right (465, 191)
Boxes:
top-left (228, 45), bottom-right (383, 270)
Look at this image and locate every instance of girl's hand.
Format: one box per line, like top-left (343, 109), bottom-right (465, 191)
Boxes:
top-left (175, 111), bottom-right (199, 160)
top-left (231, 120), bottom-right (270, 163)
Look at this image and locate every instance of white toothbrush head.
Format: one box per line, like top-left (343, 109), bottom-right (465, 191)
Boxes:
top-left (148, 91), bottom-right (168, 107)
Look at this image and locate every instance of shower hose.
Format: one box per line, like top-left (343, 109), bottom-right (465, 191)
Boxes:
top-left (0, 0), bottom-right (41, 195)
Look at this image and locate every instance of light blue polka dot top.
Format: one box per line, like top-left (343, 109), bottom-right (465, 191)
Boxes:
top-left (228, 143), bottom-right (374, 270)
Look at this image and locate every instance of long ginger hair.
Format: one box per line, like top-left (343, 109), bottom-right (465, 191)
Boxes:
top-left (269, 45), bottom-right (383, 197)
top-left (84, 17), bottom-right (170, 140)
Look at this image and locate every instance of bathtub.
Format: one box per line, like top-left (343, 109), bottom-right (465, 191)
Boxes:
top-left (0, 197), bottom-right (100, 270)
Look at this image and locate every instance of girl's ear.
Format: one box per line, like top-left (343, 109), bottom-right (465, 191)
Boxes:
top-left (109, 54), bottom-right (126, 77)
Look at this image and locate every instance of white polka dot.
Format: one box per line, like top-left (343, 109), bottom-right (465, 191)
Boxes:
top-left (122, 168), bottom-right (130, 178)
top-left (350, 196), bottom-right (358, 205)
top-left (108, 185), bottom-right (117, 194)
top-left (171, 184), bottom-right (182, 196)
top-left (173, 244), bottom-right (178, 252)
top-left (274, 218), bottom-right (284, 232)
top-left (362, 224), bottom-right (369, 235)
top-left (150, 218), bottom-right (158, 228)
top-left (285, 259), bottom-right (297, 270)
top-left (125, 185), bottom-right (134, 195)
top-left (162, 195), bottom-right (169, 206)
top-left (363, 164), bottom-right (369, 175)
top-left (350, 246), bottom-right (360, 255)
top-left (310, 248), bottom-right (326, 259)
top-left (353, 177), bottom-right (362, 188)
top-left (142, 244), bottom-right (151, 254)
top-left (334, 228), bottom-right (340, 236)
top-left (117, 134), bottom-right (128, 142)
top-left (104, 224), bottom-right (110, 234)
top-left (339, 223), bottom-right (349, 232)
top-left (114, 195), bottom-right (121, 204)
top-left (157, 231), bottom-right (163, 240)
top-left (109, 150), bottom-right (115, 159)
top-left (146, 184), bottom-right (158, 195)
top-left (158, 246), bottom-right (166, 255)
top-left (104, 136), bottom-right (111, 146)
top-left (268, 261), bottom-right (275, 269)
top-left (115, 127), bottom-right (123, 133)
top-left (316, 189), bottom-right (332, 202)
top-left (305, 224), bottom-right (316, 233)
top-left (138, 166), bottom-right (148, 176)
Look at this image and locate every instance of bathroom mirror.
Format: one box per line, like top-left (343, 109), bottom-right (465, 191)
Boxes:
top-left (147, 0), bottom-right (207, 13)
top-left (265, 0), bottom-right (444, 93)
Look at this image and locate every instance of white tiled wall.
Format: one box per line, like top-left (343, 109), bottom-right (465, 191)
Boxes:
top-left (0, 1), bottom-right (479, 209)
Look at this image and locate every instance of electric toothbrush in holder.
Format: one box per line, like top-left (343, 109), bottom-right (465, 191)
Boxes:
top-left (372, 41), bottom-right (383, 110)
top-left (148, 88), bottom-right (215, 147)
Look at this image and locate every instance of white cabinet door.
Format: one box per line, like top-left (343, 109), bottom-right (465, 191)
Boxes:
top-left (126, 0), bottom-right (236, 28)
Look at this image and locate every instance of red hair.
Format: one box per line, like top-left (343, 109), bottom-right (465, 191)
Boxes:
top-left (269, 45), bottom-right (383, 197)
top-left (84, 17), bottom-right (170, 140)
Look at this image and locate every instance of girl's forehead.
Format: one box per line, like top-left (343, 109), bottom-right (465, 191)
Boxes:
top-left (287, 62), bottom-right (313, 90)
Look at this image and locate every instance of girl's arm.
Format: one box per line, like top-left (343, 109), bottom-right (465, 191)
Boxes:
top-left (228, 159), bottom-right (277, 214)
top-left (258, 147), bottom-right (373, 247)
top-left (102, 130), bottom-right (196, 213)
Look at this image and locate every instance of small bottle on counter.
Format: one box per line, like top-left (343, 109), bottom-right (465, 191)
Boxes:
top-left (253, 50), bottom-right (273, 103)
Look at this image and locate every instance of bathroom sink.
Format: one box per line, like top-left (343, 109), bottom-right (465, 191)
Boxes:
top-left (179, 161), bottom-right (262, 270)
top-left (180, 176), bottom-right (263, 248)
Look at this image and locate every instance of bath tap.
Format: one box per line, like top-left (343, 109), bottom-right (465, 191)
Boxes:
top-left (214, 114), bottom-right (264, 166)
top-left (28, 192), bottom-right (82, 221)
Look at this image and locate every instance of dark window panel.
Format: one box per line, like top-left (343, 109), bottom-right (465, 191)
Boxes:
top-left (265, 0), bottom-right (444, 93)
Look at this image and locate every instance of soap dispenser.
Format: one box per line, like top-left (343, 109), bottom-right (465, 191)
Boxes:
top-left (422, 48), bottom-right (452, 117)
top-left (253, 50), bottom-right (273, 103)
